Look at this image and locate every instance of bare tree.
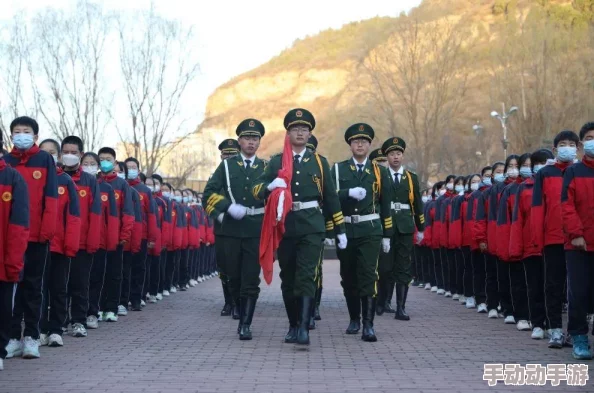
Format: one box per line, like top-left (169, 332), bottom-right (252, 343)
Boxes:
top-left (116, 7), bottom-right (200, 175)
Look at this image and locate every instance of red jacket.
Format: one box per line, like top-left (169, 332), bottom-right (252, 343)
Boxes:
top-left (530, 161), bottom-right (571, 250)
top-left (448, 194), bottom-right (465, 249)
top-left (148, 197), bottom-right (162, 257)
top-left (188, 207), bottom-right (200, 248)
top-left (421, 201), bottom-right (434, 247)
top-left (194, 205), bottom-right (206, 246)
top-left (169, 201), bottom-right (184, 251)
top-left (0, 160), bottom-right (30, 282)
top-left (562, 158), bottom-right (594, 251)
top-left (99, 173), bottom-right (134, 244)
top-left (68, 168), bottom-right (102, 253)
top-left (125, 188), bottom-right (143, 253)
top-left (495, 179), bottom-right (523, 262)
top-left (438, 191), bottom-right (455, 248)
top-left (97, 182), bottom-right (119, 251)
top-left (510, 178), bottom-right (541, 260)
top-left (182, 206), bottom-right (190, 249)
top-left (50, 168), bottom-right (81, 257)
top-left (128, 179), bottom-right (158, 244)
top-left (461, 193), bottom-right (473, 248)
top-left (468, 186), bottom-right (488, 251)
top-left (427, 200), bottom-right (439, 249)
top-left (472, 186), bottom-right (492, 249)
top-left (5, 145), bottom-right (57, 243)
top-left (206, 216), bottom-right (215, 245)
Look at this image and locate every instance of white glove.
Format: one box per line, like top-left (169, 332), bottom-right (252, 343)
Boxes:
top-left (348, 187), bottom-right (366, 201)
top-left (217, 213), bottom-right (224, 223)
top-left (324, 238), bottom-right (333, 246)
top-left (337, 233), bottom-right (347, 249)
top-left (227, 203), bottom-right (247, 220)
top-left (381, 238), bottom-right (391, 253)
top-left (416, 231), bottom-right (424, 244)
top-left (267, 178), bottom-right (287, 191)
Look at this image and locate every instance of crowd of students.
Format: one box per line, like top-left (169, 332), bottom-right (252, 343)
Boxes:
top-left (0, 116), bottom-right (218, 372)
top-left (409, 124), bottom-right (594, 360)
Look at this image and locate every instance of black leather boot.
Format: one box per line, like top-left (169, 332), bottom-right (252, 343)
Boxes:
top-left (384, 280), bottom-right (396, 314)
top-left (237, 298), bottom-right (245, 334)
top-left (296, 296), bottom-right (313, 345)
top-left (239, 297), bottom-right (256, 340)
top-left (283, 294), bottom-right (298, 343)
top-left (394, 283), bottom-right (410, 321)
top-left (314, 287), bottom-right (322, 321)
top-left (220, 282), bottom-right (232, 316)
top-left (375, 279), bottom-right (385, 316)
top-left (403, 285), bottom-right (409, 312)
top-left (345, 296), bottom-right (361, 334)
top-left (232, 297), bottom-right (240, 320)
top-left (361, 296), bottom-right (378, 342)
top-left (308, 295), bottom-right (316, 330)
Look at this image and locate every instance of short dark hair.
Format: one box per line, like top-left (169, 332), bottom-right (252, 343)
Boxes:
top-left (530, 149), bottom-right (554, 170)
top-left (152, 174), bottom-right (163, 184)
top-left (579, 122), bottom-right (594, 141)
top-left (61, 136), bottom-right (84, 152)
top-left (125, 157), bottom-right (140, 168)
top-left (553, 130), bottom-right (579, 147)
top-left (480, 166), bottom-right (492, 176)
top-left (39, 138), bottom-right (61, 155)
top-left (468, 173), bottom-right (481, 186)
top-left (98, 147), bottom-right (116, 159)
top-left (444, 175), bottom-right (456, 185)
top-left (82, 152), bottom-right (100, 166)
top-left (519, 152), bottom-right (531, 168)
top-left (10, 116), bottom-right (39, 135)
top-left (139, 172), bottom-right (146, 182)
top-left (454, 176), bottom-right (465, 186)
top-left (117, 161), bottom-right (128, 178)
top-left (162, 182), bottom-right (173, 192)
top-left (432, 181), bottom-right (445, 199)
top-left (491, 161), bottom-right (505, 172)
top-left (504, 155), bottom-right (520, 173)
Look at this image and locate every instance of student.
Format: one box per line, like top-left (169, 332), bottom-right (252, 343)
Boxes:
top-left (460, 174), bottom-right (481, 307)
top-left (145, 175), bottom-right (169, 302)
top-left (436, 175), bottom-right (456, 296)
top-left (426, 181), bottom-right (445, 293)
top-left (531, 130), bottom-right (580, 348)
top-left (0, 133), bottom-right (30, 370)
top-left (4, 117), bottom-right (57, 360)
top-left (38, 139), bottom-right (81, 347)
top-left (562, 122), bottom-right (594, 360)
top-left (448, 176), bottom-right (466, 300)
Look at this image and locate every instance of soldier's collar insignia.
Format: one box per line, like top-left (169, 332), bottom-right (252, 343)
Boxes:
top-left (303, 157), bottom-right (310, 163)
top-left (350, 165), bottom-right (356, 171)
top-left (365, 168), bottom-right (371, 174)
top-left (252, 164), bottom-right (258, 169)
top-left (237, 161), bottom-right (243, 166)
top-left (402, 175), bottom-right (407, 180)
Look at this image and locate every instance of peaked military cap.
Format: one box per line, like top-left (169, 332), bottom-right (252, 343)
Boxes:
top-left (344, 123), bottom-right (374, 144)
top-left (218, 139), bottom-right (240, 155)
top-left (381, 136), bottom-right (407, 155)
top-left (236, 118), bottom-right (265, 138)
top-left (369, 148), bottom-right (387, 163)
top-left (284, 108), bottom-right (316, 132)
top-left (306, 135), bottom-right (318, 152)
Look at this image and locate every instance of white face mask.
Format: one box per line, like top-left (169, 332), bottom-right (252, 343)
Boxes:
top-left (507, 168), bottom-right (519, 179)
top-left (82, 165), bottom-right (98, 175)
top-left (117, 173), bottom-right (126, 180)
top-left (454, 185), bottom-right (464, 193)
top-left (446, 183), bottom-right (454, 191)
top-left (62, 153), bottom-right (80, 167)
top-left (422, 196), bottom-right (429, 203)
top-left (162, 191), bottom-right (171, 198)
top-left (51, 154), bottom-right (58, 164)
top-left (438, 189), bottom-right (447, 196)
top-left (470, 183), bottom-right (480, 191)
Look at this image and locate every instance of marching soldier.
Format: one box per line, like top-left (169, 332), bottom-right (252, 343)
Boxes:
top-left (252, 108), bottom-right (346, 346)
top-left (204, 121), bottom-right (266, 340)
top-left (332, 124), bottom-right (393, 342)
top-left (380, 137), bottom-right (425, 321)
top-left (369, 148), bottom-right (388, 168)
top-left (215, 139), bottom-right (240, 318)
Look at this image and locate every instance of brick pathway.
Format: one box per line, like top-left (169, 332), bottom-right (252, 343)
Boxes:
top-left (1, 261), bottom-right (592, 393)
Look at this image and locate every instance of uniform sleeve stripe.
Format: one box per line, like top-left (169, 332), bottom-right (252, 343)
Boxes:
top-left (332, 212), bottom-right (343, 219)
top-left (334, 218), bottom-right (345, 225)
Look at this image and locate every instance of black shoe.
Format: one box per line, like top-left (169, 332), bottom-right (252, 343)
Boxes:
top-left (282, 294), bottom-right (298, 344)
top-left (314, 288), bottom-right (322, 321)
top-left (376, 278), bottom-right (385, 316)
top-left (384, 303), bottom-right (396, 314)
top-left (345, 295), bottom-right (361, 333)
top-left (385, 280), bottom-right (396, 313)
top-left (284, 327), bottom-right (298, 343)
top-left (296, 296), bottom-right (313, 345)
top-left (346, 320), bottom-right (361, 334)
top-left (394, 283), bottom-right (410, 321)
top-left (361, 296), bottom-right (378, 342)
top-left (308, 295), bottom-right (317, 329)
top-left (239, 297), bottom-right (256, 341)
top-left (131, 302), bottom-right (142, 311)
top-left (220, 303), bottom-right (232, 316)
top-left (232, 298), bottom-right (240, 320)
top-left (376, 303), bottom-right (385, 316)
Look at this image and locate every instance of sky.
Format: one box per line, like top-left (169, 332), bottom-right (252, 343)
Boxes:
top-left (1, 0), bottom-right (421, 141)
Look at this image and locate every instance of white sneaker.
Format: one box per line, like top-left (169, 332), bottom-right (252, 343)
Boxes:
top-left (516, 320), bottom-right (531, 331)
top-left (71, 323), bottom-right (88, 337)
top-left (170, 286), bottom-right (177, 293)
top-left (117, 305), bottom-right (128, 316)
top-left (214, 271), bottom-right (219, 276)
top-left (424, 283), bottom-right (431, 290)
top-left (477, 303), bottom-right (488, 313)
top-left (417, 282), bottom-right (424, 288)
top-left (452, 294), bottom-right (460, 300)
top-left (86, 316), bottom-right (99, 329)
top-left (140, 300), bottom-right (146, 307)
top-left (436, 289), bottom-right (445, 295)
top-left (163, 290), bottom-right (170, 297)
top-left (39, 333), bottom-right (49, 346)
top-left (504, 315), bottom-right (516, 324)
top-left (22, 336), bottom-right (40, 359)
top-left (488, 309), bottom-right (499, 318)
top-left (531, 327), bottom-right (545, 339)
top-left (48, 334), bottom-right (64, 347)
top-left (5, 339), bottom-right (23, 358)
top-left (445, 291), bottom-right (452, 298)
top-left (197, 276), bottom-right (204, 283)
top-left (459, 295), bottom-right (467, 304)
top-left (146, 293), bottom-right (151, 301)
top-left (190, 279), bottom-right (197, 287)
top-left (466, 297), bottom-right (477, 309)
top-left (104, 311), bottom-right (118, 322)
top-left (156, 293), bottom-right (163, 301)
top-left (0, 358), bottom-right (3, 371)
top-left (149, 295), bottom-right (157, 303)
top-left (97, 311), bottom-right (103, 322)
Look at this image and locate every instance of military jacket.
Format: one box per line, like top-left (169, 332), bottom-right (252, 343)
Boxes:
top-left (388, 168), bottom-right (425, 234)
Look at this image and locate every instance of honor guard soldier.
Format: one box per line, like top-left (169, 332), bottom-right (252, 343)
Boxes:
top-left (369, 148), bottom-right (388, 168)
top-left (380, 137), bottom-right (425, 321)
top-left (215, 139), bottom-right (240, 318)
top-left (332, 124), bottom-right (393, 342)
top-left (204, 120), bottom-right (266, 340)
top-left (306, 135), bottom-right (318, 153)
top-left (252, 108), bottom-right (346, 346)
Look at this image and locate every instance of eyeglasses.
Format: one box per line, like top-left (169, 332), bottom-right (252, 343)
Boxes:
top-left (289, 126), bottom-right (310, 134)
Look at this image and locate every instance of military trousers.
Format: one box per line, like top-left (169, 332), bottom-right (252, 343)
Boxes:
top-left (386, 231), bottom-right (414, 285)
top-left (217, 236), bottom-right (261, 299)
top-left (214, 236), bottom-right (229, 284)
top-left (337, 236), bottom-right (381, 298)
top-left (278, 233), bottom-right (324, 298)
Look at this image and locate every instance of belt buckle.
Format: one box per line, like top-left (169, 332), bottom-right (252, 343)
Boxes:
top-left (247, 207), bottom-right (254, 215)
top-left (394, 203), bottom-right (401, 211)
top-left (351, 215), bottom-right (360, 224)
top-left (292, 202), bottom-right (302, 211)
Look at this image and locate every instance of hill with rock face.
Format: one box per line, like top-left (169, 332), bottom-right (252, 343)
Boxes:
top-left (196, 0), bottom-right (594, 185)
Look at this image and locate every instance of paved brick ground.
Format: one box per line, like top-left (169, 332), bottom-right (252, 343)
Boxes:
top-left (1, 260), bottom-right (592, 392)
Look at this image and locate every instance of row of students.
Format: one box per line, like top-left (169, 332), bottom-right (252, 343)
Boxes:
top-left (411, 124), bottom-right (594, 360)
top-left (0, 116), bottom-right (217, 372)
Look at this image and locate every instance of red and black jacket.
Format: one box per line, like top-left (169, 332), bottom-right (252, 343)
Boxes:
top-left (97, 181), bottom-right (118, 251)
top-left (193, 205), bottom-right (206, 247)
top-left (187, 207), bottom-right (199, 249)
top-left (5, 145), bottom-right (57, 243)
top-left (424, 200), bottom-right (437, 249)
top-left (153, 193), bottom-right (171, 253)
top-left (530, 161), bottom-right (571, 250)
top-left (510, 178), bottom-right (541, 260)
top-left (468, 186), bottom-right (489, 251)
top-left (438, 191), bottom-right (455, 248)
top-left (561, 158), bottom-right (594, 251)
top-left (205, 215), bottom-right (215, 245)
top-left (169, 201), bottom-right (185, 251)
top-left (448, 194), bottom-right (465, 249)
top-left (495, 178), bottom-right (523, 262)
top-left (98, 173), bottom-right (134, 245)
top-left (51, 168), bottom-right (81, 257)
top-left (67, 168), bottom-right (102, 254)
top-left (128, 179), bottom-right (158, 244)
top-left (125, 188), bottom-right (143, 253)
top-left (0, 160), bottom-right (30, 282)
top-left (460, 192), bottom-right (473, 248)
top-left (487, 180), bottom-right (512, 254)
top-left (472, 186), bottom-right (492, 249)
top-left (148, 198), bottom-right (162, 257)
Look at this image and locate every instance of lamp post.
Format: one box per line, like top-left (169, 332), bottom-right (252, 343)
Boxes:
top-left (490, 104), bottom-right (518, 159)
top-left (473, 122), bottom-right (484, 163)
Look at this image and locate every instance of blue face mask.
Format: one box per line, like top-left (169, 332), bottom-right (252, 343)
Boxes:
top-left (12, 133), bottom-right (35, 150)
top-left (533, 164), bottom-right (545, 173)
top-left (162, 191), bottom-right (171, 198)
top-left (557, 146), bottom-right (577, 162)
top-left (117, 173), bottom-right (126, 180)
top-left (182, 196), bottom-right (190, 203)
top-left (127, 169), bottom-right (138, 180)
top-left (493, 173), bottom-right (505, 184)
top-left (584, 140), bottom-right (594, 158)
top-left (482, 177), bottom-right (492, 187)
top-left (174, 195), bottom-right (182, 203)
top-left (519, 167), bottom-right (532, 178)
top-left (100, 160), bottom-right (114, 173)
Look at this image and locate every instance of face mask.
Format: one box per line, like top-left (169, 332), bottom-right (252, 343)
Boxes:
top-left (100, 160), bottom-right (114, 173)
top-left (557, 146), bottom-right (577, 162)
top-left (12, 133), bottom-right (35, 150)
top-left (127, 169), bottom-right (138, 180)
top-left (482, 177), bottom-right (492, 186)
top-left (153, 185), bottom-right (161, 193)
top-left (117, 173), bottom-right (126, 180)
top-left (454, 185), bottom-right (464, 193)
top-left (493, 173), bottom-right (505, 183)
top-left (174, 195), bottom-right (182, 203)
top-left (62, 154), bottom-right (80, 167)
top-left (182, 196), bottom-right (190, 203)
top-left (506, 168), bottom-right (519, 179)
top-left (533, 164), bottom-right (545, 173)
top-left (422, 196), bottom-right (429, 203)
top-left (51, 154), bottom-right (58, 164)
top-left (584, 140), bottom-right (594, 158)
top-left (446, 183), bottom-right (453, 191)
top-left (82, 165), bottom-right (98, 175)
top-left (519, 167), bottom-right (532, 178)
top-left (438, 189), bottom-right (447, 196)
top-left (162, 191), bottom-right (171, 198)
top-left (470, 183), bottom-right (480, 191)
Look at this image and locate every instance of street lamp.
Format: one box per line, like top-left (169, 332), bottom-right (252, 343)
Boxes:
top-left (490, 105), bottom-right (518, 158)
top-left (472, 123), bottom-right (484, 159)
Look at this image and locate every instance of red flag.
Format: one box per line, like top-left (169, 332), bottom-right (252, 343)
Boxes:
top-left (259, 134), bottom-right (294, 284)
